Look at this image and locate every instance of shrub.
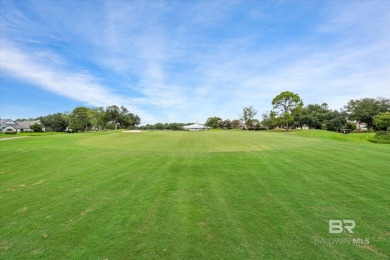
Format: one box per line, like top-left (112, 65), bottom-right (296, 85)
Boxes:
top-left (368, 138), bottom-right (390, 144)
top-left (366, 131), bottom-right (390, 144)
top-left (374, 131), bottom-right (390, 140)
top-left (30, 123), bottom-right (44, 132)
top-left (5, 131), bottom-right (16, 134)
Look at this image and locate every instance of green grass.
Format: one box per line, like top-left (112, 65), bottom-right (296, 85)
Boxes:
top-left (292, 129), bottom-right (376, 142)
top-left (0, 130), bottom-right (389, 259)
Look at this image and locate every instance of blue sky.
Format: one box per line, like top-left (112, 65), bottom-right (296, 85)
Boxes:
top-left (1, 0), bottom-right (389, 124)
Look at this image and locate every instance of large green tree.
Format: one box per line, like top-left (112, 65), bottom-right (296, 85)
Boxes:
top-left (205, 116), bottom-right (222, 129)
top-left (39, 113), bottom-right (69, 132)
top-left (121, 113), bottom-right (141, 129)
top-left (296, 104), bottom-right (329, 129)
top-left (240, 106), bottom-right (257, 130)
top-left (69, 107), bottom-right (91, 132)
top-left (105, 105), bottom-right (121, 130)
top-left (88, 107), bottom-right (107, 130)
top-left (344, 97), bottom-right (390, 129)
top-left (324, 110), bottom-right (347, 132)
top-left (117, 106), bottom-right (141, 129)
top-left (296, 103), bottom-right (347, 131)
top-left (272, 91), bottom-right (303, 131)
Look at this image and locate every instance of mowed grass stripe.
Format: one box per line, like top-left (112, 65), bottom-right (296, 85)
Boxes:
top-left (0, 130), bottom-right (389, 259)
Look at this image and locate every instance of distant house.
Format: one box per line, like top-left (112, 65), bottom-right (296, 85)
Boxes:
top-left (0, 119), bottom-right (45, 133)
top-left (183, 123), bottom-right (210, 131)
top-left (356, 121), bottom-right (368, 132)
top-left (348, 120), bottom-right (368, 132)
top-left (296, 124), bottom-right (309, 130)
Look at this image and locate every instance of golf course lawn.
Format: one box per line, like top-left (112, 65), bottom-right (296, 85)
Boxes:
top-left (0, 130), bottom-right (389, 259)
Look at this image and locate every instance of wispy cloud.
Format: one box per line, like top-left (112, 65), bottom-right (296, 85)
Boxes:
top-left (0, 41), bottom-right (156, 122)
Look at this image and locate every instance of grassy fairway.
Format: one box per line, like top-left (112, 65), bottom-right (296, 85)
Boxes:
top-left (0, 130), bottom-right (389, 259)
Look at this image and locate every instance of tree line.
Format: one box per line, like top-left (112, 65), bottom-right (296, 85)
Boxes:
top-left (22, 105), bottom-right (141, 132)
top-left (206, 92), bottom-right (390, 132)
top-left (15, 92), bottom-right (390, 133)
top-left (128, 92), bottom-right (390, 132)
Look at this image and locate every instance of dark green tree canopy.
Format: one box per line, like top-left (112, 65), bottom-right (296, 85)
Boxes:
top-left (205, 116), bottom-right (222, 128)
top-left (294, 103), bottom-right (346, 131)
top-left (39, 113), bottom-right (69, 132)
top-left (104, 105), bottom-right (141, 130)
top-left (373, 112), bottom-right (390, 131)
top-left (69, 106), bottom-right (91, 132)
top-left (344, 97), bottom-right (390, 128)
top-left (272, 91), bottom-right (303, 131)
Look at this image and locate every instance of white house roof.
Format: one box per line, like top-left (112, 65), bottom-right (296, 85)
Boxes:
top-left (0, 119), bottom-right (14, 125)
top-left (16, 120), bottom-right (41, 129)
top-left (0, 120), bottom-right (42, 130)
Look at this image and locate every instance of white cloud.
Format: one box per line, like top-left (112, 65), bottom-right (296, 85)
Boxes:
top-left (0, 41), bottom-right (157, 122)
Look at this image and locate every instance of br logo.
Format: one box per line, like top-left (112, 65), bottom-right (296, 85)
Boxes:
top-left (329, 220), bottom-right (355, 234)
